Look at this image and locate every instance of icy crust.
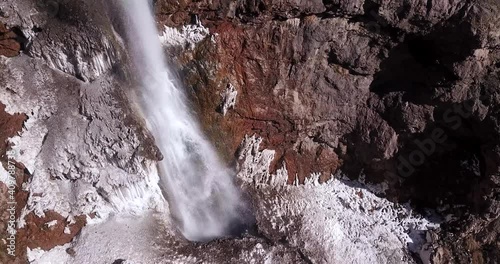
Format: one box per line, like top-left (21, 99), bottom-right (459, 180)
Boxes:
top-left (220, 83), bottom-right (238, 116)
top-left (0, 56), bottom-right (164, 227)
top-left (28, 211), bottom-right (303, 264)
top-left (22, 133), bottom-right (438, 264)
top-left (237, 135), bottom-right (439, 264)
top-left (159, 21), bottom-right (210, 49)
top-left (252, 178), bottom-right (437, 263)
top-left (0, 0), bottom-right (121, 82)
top-left (29, 35), bottom-right (119, 82)
top-left (237, 135), bottom-right (288, 187)
top-left (69, 213), bottom-right (168, 264)
top-left (32, 133), bottom-right (438, 264)
top-left (27, 244), bottom-right (72, 264)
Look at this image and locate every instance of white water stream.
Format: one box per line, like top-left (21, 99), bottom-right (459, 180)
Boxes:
top-left (121, 0), bottom-right (247, 241)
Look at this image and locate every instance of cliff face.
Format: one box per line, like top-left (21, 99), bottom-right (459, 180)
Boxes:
top-left (156, 0), bottom-right (500, 263)
top-left (0, 1), bottom-right (162, 262)
top-left (0, 0), bottom-right (498, 263)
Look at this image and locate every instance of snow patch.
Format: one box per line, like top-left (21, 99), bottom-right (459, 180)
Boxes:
top-left (220, 83), bottom-right (238, 116)
top-left (27, 244), bottom-right (72, 264)
top-left (70, 212), bottom-right (171, 264)
top-left (254, 177), bottom-right (438, 263)
top-left (238, 135), bottom-right (440, 263)
top-left (0, 162), bottom-right (15, 186)
top-left (237, 135), bottom-right (287, 187)
top-left (45, 220), bottom-right (58, 228)
top-left (159, 20), bottom-right (210, 49)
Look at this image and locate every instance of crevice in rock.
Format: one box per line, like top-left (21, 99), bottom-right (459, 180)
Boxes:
top-left (233, 110), bottom-right (281, 127)
top-left (363, 0), bottom-right (381, 16)
top-left (252, 229), bottom-right (314, 264)
top-left (327, 50), bottom-right (372, 76)
top-left (369, 33), bottom-right (460, 103)
top-left (9, 27), bottom-right (28, 51)
top-left (426, 0), bottom-right (433, 16)
top-left (397, 2), bottom-right (412, 20)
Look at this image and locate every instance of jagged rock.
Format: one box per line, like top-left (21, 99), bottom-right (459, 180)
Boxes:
top-left (0, 0), bottom-right (498, 263)
top-left (0, 22), bottom-right (21, 57)
top-left (156, 0), bottom-right (500, 263)
top-left (1, 0), bottom-right (124, 82)
top-left (0, 1), bottom-right (163, 262)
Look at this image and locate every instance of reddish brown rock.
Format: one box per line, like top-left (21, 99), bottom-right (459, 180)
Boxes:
top-left (0, 103), bottom-right (26, 155)
top-left (0, 103), bottom-right (85, 263)
top-left (0, 23), bottom-right (21, 57)
top-left (0, 133), bottom-right (86, 264)
top-left (155, 0), bottom-right (500, 263)
top-left (17, 211), bottom-right (86, 251)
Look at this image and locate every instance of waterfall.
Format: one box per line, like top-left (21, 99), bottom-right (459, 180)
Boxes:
top-left (120, 0), bottom-right (248, 241)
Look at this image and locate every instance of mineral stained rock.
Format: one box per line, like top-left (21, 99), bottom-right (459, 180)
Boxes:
top-left (0, 0), bottom-right (499, 263)
top-left (156, 0), bottom-right (500, 263)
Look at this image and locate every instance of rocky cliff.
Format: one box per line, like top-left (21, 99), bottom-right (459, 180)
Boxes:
top-left (0, 0), bottom-right (498, 263)
top-left (156, 0), bottom-right (500, 262)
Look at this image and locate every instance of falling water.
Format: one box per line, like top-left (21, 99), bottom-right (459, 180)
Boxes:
top-left (120, 0), bottom-right (248, 241)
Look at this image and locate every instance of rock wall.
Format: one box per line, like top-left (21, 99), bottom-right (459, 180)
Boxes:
top-left (0, 0), bottom-right (498, 263)
top-left (155, 0), bottom-right (500, 263)
top-left (0, 0), bottom-right (163, 262)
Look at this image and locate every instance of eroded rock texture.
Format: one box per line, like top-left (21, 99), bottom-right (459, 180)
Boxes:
top-left (0, 22), bottom-right (21, 57)
top-left (0, 0), bottom-right (498, 263)
top-left (155, 0), bottom-right (500, 263)
top-left (0, 0), bottom-right (161, 263)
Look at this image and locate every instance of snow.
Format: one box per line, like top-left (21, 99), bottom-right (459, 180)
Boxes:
top-left (27, 244), bottom-right (72, 264)
top-left (0, 56), bottom-right (166, 229)
top-left (159, 19), bottom-right (210, 49)
top-left (0, 162), bottom-right (14, 186)
top-left (70, 212), bottom-right (169, 264)
top-left (237, 135), bottom-right (440, 263)
top-left (45, 220), bottom-right (58, 228)
top-left (220, 83), bottom-right (238, 116)
top-left (289, 178), bottom-right (435, 263)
